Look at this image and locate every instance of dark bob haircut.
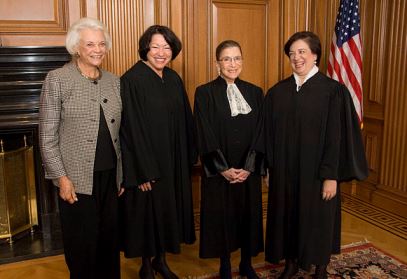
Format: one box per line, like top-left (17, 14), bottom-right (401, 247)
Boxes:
top-left (284, 31), bottom-right (321, 66)
top-left (215, 40), bottom-right (242, 61)
top-left (138, 25), bottom-right (182, 61)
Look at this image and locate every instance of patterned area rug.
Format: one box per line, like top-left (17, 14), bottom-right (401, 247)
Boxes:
top-left (193, 241), bottom-right (407, 278)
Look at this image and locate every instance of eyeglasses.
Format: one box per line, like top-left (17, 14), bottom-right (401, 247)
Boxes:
top-left (218, 56), bottom-right (243, 64)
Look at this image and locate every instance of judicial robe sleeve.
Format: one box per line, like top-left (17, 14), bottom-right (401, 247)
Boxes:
top-left (243, 86), bottom-right (266, 175)
top-left (263, 88), bottom-right (275, 170)
top-left (194, 86), bottom-right (229, 177)
top-left (319, 86), bottom-right (341, 180)
top-left (337, 84), bottom-right (369, 182)
top-left (119, 75), bottom-right (161, 187)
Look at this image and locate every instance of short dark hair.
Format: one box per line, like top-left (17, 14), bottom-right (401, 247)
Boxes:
top-left (138, 25), bottom-right (182, 61)
top-left (215, 40), bottom-right (242, 61)
top-left (284, 31), bottom-right (321, 66)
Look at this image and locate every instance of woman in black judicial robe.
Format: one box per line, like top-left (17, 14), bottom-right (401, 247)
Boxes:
top-left (264, 31), bottom-right (368, 279)
top-left (120, 25), bottom-right (196, 279)
top-left (194, 40), bottom-right (264, 279)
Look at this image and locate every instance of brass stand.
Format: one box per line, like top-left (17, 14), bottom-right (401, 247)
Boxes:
top-left (0, 136), bottom-right (38, 244)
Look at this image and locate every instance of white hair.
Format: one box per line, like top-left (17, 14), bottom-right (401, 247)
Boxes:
top-left (65, 17), bottom-right (112, 55)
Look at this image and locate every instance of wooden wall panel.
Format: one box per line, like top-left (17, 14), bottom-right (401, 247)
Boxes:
top-left (167, 0), bottom-right (186, 81)
top-left (0, 0), bottom-right (67, 32)
top-left (0, 0), bottom-right (55, 21)
top-left (181, 0), bottom-right (201, 104)
top-left (266, 0), bottom-right (282, 87)
top-left (211, 1), bottom-right (268, 89)
top-left (362, 119), bottom-right (383, 185)
top-left (380, 0), bottom-right (407, 195)
top-left (99, 0), bottom-right (144, 75)
top-left (184, 0), bottom-right (210, 99)
top-left (361, 0), bottom-right (387, 120)
top-left (0, 0), bottom-right (75, 46)
top-left (356, 0), bottom-right (387, 199)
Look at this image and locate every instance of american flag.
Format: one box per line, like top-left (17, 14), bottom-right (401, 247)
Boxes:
top-left (327, 0), bottom-right (363, 123)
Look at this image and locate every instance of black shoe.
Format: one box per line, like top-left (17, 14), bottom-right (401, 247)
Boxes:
top-left (139, 263), bottom-right (155, 279)
top-left (151, 254), bottom-right (179, 279)
top-left (219, 257), bottom-right (232, 279)
top-left (239, 263), bottom-right (260, 279)
top-left (278, 259), bottom-right (299, 279)
top-left (219, 264), bottom-right (232, 279)
top-left (312, 265), bottom-right (328, 279)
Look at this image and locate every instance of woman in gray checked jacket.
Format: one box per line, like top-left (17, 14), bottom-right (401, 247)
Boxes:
top-left (39, 17), bottom-right (123, 279)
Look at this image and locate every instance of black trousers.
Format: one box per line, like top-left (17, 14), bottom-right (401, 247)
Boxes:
top-left (58, 169), bottom-right (120, 279)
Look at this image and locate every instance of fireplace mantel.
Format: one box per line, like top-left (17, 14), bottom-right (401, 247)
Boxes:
top-left (0, 46), bottom-right (71, 129)
top-left (0, 46), bottom-right (71, 263)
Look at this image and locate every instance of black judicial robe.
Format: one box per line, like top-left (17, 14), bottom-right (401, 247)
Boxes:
top-left (119, 61), bottom-right (196, 257)
top-left (264, 72), bottom-right (368, 268)
top-left (194, 76), bottom-right (265, 258)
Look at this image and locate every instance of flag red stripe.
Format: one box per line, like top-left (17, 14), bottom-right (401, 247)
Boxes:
top-left (331, 44), bottom-right (344, 84)
top-left (339, 47), bottom-right (363, 102)
top-left (348, 38), bottom-right (362, 71)
top-left (327, 58), bottom-right (333, 77)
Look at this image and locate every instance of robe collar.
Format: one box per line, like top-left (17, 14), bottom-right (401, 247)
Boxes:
top-left (138, 60), bottom-right (169, 80)
top-left (293, 65), bottom-right (319, 92)
top-left (214, 75), bottom-right (242, 87)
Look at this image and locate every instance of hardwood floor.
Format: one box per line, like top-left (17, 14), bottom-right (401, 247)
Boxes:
top-left (0, 203), bottom-right (406, 279)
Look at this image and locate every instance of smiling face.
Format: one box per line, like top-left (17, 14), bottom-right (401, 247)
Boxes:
top-left (288, 39), bottom-right (317, 78)
top-left (217, 46), bottom-right (243, 84)
top-left (76, 28), bottom-right (106, 70)
top-left (145, 33), bottom-right (172, 76)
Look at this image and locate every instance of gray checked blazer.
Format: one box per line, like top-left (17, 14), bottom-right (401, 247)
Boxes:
top-left (39, 62), bottom-right (122, 195)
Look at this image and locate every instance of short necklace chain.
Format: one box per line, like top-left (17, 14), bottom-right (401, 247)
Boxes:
top-left (75, 63), bottom-right (102, 82)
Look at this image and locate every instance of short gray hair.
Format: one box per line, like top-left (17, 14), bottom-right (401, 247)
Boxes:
top-left (65, 17), bottom-right (112, 55)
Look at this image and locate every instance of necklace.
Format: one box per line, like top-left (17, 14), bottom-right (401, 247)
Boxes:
top-left (75, 63), bottom-right (102, 84)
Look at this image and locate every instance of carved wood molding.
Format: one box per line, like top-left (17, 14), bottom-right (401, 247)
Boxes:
top-left (0, 0), bottom-right (68, 34)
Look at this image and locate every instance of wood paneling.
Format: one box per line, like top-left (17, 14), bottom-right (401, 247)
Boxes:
top-left (0, 0), bottom-right (68, 33)
top-left (99, 0), bottom-right (144, 75)
top-left (362, 119), bottom-right (382, 184)
top-left (166, 0), bottom-right (185, 81)
top-left (380, 0), bottom-right (407, 195)
top-left (264, 0), bottom-right (281, 87)
top-left (211, 1), bottom-right (268, 88)
top-left (0, 0), bottom-right (55, 21)
top-left (361, 0), bottom-right (387, 120)
top-left (183, 0), bottom-right (210, 101)
top-left (0, 0), bottom-right (72, 46)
